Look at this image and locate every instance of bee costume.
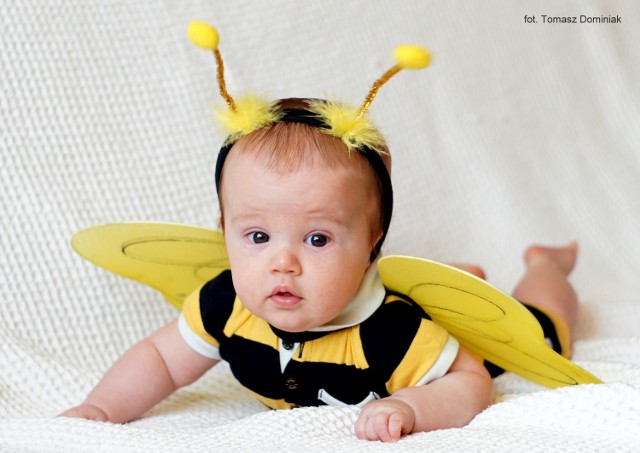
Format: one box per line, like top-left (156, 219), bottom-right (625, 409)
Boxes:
top-left (72, 21), bottom-right (601, 409)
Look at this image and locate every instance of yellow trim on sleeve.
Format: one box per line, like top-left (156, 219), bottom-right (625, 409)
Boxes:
top-left (386, 319), bottom-right (449, 393)
top-left (181, 285), bottom-right (220, 349)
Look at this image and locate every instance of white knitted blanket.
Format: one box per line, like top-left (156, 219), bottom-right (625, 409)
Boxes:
top-left (2, 1), bottom-right (639, 451)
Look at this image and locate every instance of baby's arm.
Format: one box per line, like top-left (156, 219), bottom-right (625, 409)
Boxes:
top-left (354, 347), bottom-right (493, 442)
top-left (60, 319), bottom-right (218, 423)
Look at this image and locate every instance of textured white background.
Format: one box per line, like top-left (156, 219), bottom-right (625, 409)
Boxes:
top-left (1, 0), bottom-right (639, 451)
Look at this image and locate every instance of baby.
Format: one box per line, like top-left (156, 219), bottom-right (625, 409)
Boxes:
top-left (62, 96), bottom-right (579, 442)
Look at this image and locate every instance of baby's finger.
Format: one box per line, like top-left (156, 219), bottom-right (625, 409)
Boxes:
top-left (354, 412), bottom-right (369, 439)
top-left (59, 404), bottom-right (109, 422)
top-left (387, 412), bottom-right (405, 441)
top-left (355, 410), bottom-right (386, 441)
top-left (372, 413), bottom-right (395, 442)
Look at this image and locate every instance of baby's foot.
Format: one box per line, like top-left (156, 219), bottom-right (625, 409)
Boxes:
top-left (449, 263), bottom-right (486, 279)
top-left (524, 242), bottom-right (578, 276)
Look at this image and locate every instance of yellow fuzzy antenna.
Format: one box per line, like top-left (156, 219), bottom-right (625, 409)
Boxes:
top-left (187, 20), bottom-right (431, 149)
top-left (359, 45), bottom-right (431, 117)
top-left (187, 20), bottom-right (237, 111)
top-left (188, 20), bottom-right (281, 140)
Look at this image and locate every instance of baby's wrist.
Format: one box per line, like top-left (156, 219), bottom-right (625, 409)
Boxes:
top-left (384, 393), bottom-right (416, 412)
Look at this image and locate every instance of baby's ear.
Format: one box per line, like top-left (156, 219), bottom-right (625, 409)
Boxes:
top-left (371, 230), bottom-right (383, 250)
top-left (373, 230), bottom-right (383, 246)
top-left (369, 230), bottom-right (385, 263)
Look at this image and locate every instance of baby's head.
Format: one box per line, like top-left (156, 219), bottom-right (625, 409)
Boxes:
top-left (215, 98), bottom-right (393, 332)
top-left (217, 98), bottom-right (392, 257)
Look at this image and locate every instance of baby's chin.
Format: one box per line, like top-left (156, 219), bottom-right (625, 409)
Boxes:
top-left (268, 318), bottom-right (318, 333)
top-left (266, 313), bottom-right (337, 333)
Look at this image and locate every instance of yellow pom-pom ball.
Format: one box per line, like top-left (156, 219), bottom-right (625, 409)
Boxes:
top-left (394, 45), bottom-right (432, 69)
top-left (188, 21), bottom-right (219, 50)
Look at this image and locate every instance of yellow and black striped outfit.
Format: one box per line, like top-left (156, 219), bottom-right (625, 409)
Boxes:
top-left (179, 270), bottom-right (459, 409)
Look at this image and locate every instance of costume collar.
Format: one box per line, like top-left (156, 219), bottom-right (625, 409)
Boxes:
top-left (269, 260), bottom-right (386, 343)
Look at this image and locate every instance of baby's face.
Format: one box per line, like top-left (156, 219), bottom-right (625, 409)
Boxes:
top-left (220, 148), bottom-right (378, 332)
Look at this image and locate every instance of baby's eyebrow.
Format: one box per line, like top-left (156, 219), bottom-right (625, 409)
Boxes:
top-left (227, 211), bottom-right (264, 224)
top-left (297, 206), bottom-right (353, 224)
top-left (229, 208), bottom-right (351, 228)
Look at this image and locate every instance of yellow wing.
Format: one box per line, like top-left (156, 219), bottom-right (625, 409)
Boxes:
top-left (378, 255), bottom-right (602, 388)
top-left (71, 222), bottom-right (229, 310)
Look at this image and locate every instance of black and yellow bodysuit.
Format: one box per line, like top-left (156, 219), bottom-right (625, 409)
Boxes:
top-left (179, 269), bottom-right (460, 409)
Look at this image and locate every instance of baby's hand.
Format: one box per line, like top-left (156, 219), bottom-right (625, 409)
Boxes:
top-left (354, 397), bottom-right (415, 442)
top-left (59, 404), bottom-right (110, 422)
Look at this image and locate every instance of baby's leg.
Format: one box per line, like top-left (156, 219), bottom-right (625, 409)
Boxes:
top-left (512, 243), bottom-right (579, 339)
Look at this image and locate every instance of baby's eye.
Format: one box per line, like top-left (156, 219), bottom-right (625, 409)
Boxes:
top-left (248, 231), bottom-right (270, 244)
top-left (305, 234), bottom-right (329, 247)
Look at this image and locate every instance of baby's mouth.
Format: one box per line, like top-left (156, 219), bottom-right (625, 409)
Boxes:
top-left (269, 286), bottom-right (302, 307)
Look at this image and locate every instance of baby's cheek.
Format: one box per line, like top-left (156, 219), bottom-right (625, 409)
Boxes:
top-left (230, 272), bottom-right (254, 302)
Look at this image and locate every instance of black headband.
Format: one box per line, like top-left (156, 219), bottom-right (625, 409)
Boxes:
top-left (214, 107), bottom-right (393, 259)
